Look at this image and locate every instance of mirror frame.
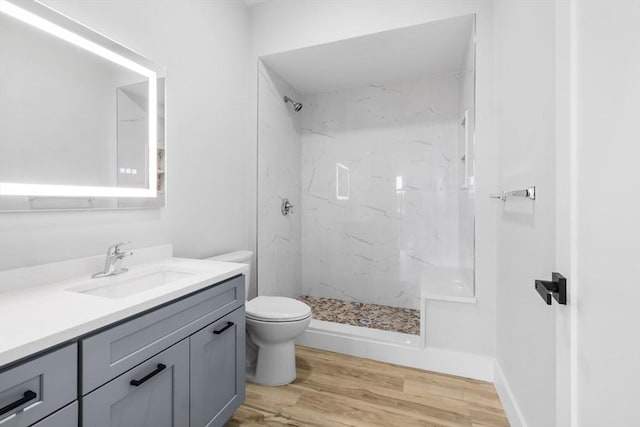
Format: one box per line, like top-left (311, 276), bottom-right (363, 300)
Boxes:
top-left (0, 0), bottom-right (165, 206)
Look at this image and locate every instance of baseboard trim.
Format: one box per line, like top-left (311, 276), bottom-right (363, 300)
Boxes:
top-left (493, 360), bottom-right (528, 427)
top-left (297, 324), bottom-right (494, 381)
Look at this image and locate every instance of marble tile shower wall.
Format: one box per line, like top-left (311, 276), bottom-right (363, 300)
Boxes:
top-left (300, 74), bottom-right (466, 309)
top-left (257, 62), bottom-right (302, 298)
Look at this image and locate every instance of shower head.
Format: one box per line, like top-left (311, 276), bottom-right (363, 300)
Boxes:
top-left (284, 95), bottom-right (303, 112)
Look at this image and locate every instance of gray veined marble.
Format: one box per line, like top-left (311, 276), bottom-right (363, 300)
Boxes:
top-left (299, 73), bottom-right (474, 309)
top-left (258, 58), bottom-right (475, 310)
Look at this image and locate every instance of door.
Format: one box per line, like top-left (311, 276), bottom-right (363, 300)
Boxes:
top-left (554, 2), bottom-right (574, 426)
top-left (569, 2), bottom-right (640, 425)
top-left (82, 339), bottom-right (189, 427)
top-left (189, 308), bottom-right (245, 427)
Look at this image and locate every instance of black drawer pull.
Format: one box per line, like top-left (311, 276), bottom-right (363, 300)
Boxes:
top-left (130, 363), bottom-right (166, 387)
top-left (213, 321), bottom-right (234, 335)
top-left (0, 390), bottom-right (37, 416)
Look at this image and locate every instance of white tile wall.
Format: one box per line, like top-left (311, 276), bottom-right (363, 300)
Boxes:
top-left (300, 74), bottom-right (472, 309)
top-left (256, 61), bottom-right (302, 298)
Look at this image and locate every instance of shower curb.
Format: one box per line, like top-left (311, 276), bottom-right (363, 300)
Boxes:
top-left (297, 320), bottom-right (494, 382)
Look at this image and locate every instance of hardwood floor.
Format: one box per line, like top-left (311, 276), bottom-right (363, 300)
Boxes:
top-left (227, 346), bottom-right (509, 427)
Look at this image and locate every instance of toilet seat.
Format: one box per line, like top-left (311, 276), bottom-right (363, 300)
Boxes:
top-left (246, 296), bottom-right (311, 322)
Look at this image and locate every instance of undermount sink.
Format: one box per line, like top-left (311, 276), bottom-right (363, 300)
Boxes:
top-left (67, 269), bottom-right (194, 299)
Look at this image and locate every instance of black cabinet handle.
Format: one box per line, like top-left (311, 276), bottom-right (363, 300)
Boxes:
top-left (213, 321), bottom-right (234, 335)
top-left (130, 363), bottom-right (166, 387)
top-left (0, 390), bottom-right (37, 416)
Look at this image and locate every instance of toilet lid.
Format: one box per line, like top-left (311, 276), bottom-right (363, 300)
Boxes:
top-left (246, 296), bottom-right (312, 321)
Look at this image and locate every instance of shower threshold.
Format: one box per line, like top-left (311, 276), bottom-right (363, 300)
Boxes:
top-left (298, 295), bottom-right (420, 336)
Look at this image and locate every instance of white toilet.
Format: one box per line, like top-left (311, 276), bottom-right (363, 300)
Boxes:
top-left (206, 250), bottom-right (311, 386)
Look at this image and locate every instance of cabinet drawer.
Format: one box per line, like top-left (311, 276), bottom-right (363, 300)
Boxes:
top-left (0, 344), bottom-right (76, 427)
top-left (82, 339), bottom-right (189, 427)
top-left (82, 275), bottom-right (243, 394)
top-left (31, 402), bottom-right (78, 427)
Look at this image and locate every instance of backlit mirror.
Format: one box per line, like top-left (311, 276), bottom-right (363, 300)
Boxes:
top-left (0, 0), bottom-right (166, 210)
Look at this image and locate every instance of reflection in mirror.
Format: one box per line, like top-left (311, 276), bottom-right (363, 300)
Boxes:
top-left (117, 79), bottom-right (166, 209)
top-left (0, 0), bottom-right (165, 211)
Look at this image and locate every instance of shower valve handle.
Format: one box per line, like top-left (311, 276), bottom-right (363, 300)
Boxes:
top-left (281, 199), bottom-right (294, 216)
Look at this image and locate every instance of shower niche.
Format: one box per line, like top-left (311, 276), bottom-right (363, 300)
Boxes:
top-left (257, 14), bottom-right (476, 343)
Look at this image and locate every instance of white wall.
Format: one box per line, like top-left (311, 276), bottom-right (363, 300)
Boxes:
top-left (493, 2), bottom-right (556, 426)
top-left (300, 74), bottom-right (463, 309)
top-left (257, 62), bottom-right (302, 299)
top-left (0, 1), bottom-right (251, 274)
top-left (249, 0), bottom-right (497, 357)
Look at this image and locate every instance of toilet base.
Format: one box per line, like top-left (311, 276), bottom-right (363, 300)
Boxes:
top-left (245, 315), bottom-right (311, 386)
top-left (246, 341), bottom-right (297, 386)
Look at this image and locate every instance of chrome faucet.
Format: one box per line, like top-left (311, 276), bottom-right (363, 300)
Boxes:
top-left (92, 241), bottom-right (133, 278)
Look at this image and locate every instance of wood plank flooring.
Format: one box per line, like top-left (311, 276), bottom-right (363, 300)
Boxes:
top-left (227, 346), bottom-right (509, 427)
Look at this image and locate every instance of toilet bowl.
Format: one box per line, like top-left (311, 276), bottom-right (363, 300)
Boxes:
top-left (206, 251), bottom-right (311, 386)
top-left (245, 296), bottom-right (311, 385)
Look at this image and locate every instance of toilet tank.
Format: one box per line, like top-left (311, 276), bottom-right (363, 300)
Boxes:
top-left (206, 250), bottom-right (253, 296)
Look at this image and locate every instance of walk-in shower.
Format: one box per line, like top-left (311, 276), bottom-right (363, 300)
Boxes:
top-left (257, 14), bottom-right (476, 347)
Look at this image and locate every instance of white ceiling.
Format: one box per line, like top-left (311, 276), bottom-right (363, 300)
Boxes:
top-left (261, 14), bottom-right (474, 95)
top-left (243, 0), bottom-right (270, 7)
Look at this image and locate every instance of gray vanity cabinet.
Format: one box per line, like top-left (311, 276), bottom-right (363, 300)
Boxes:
top-left (80, 275), bottom-right (246, 427)
top-left (30, 403), bottom-right (78, 427)
top-left (0, 276), bottom-right (244, 427)
top-left (0, 344), bottom-right (76, 427)
top-left (189, 307), bottom-right (245, 427)
top-left (81, 276), bottom-right (243, 395)
top-left (82, 339), bottom-right (190, 427)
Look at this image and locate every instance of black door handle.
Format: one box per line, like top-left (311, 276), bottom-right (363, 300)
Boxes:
top-left (130, 363), bottom-right (166, 386)
top-left (535, 272), bottom-right (567, 305)
top-left (0, 390), bottom-right (37, 416)
top-left (213, 321), bottom-right (234, 335)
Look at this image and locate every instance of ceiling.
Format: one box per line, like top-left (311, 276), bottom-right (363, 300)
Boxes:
top-left (260, 14), bottom-right (474, 95)
top-left (243, 0), bottom-right (270, 7)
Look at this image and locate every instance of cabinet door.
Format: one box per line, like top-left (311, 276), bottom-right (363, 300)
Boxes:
top-left (83, 339), bottom-right (189, 427)
top-left (190, 307), bottom-right (245, 427)
top-left (31, 402), bottom-right (78, 427)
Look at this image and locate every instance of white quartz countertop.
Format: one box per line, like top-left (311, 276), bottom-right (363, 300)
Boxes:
top-left (0, 256), bottom-right (247, 368)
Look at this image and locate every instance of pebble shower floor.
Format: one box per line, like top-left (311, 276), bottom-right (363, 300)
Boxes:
top-left (298, 295), bottom-right (420, 335)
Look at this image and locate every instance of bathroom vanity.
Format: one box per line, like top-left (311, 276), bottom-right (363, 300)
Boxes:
top-left (0, 249), bottom-right (247, 427)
